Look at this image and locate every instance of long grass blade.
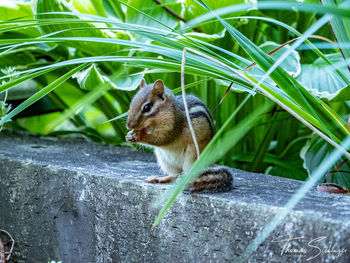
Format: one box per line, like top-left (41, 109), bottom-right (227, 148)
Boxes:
top-left (0, 63), bottom-right (90, 125)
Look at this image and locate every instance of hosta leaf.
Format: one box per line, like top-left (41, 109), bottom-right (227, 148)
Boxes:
top-left (260, 42), bottom-right (301, 77)
top-left (0, 1), bottom-right (41, 37)
top-left (0, 1), bottom-right (32, 21)
top-left (0, 63), bottom-right (89, 125)
top-left (265, 137), bottom-right (309, 180)
top-left (183, 0), bottom-right (247, 34)
top-left (34, 0), bottom-right (130, 55)
top-left (73, 64), bottom-right (105, 90)
top-left (0, 79), bottom-right (38, 100)
top-left (113, 73), bottom-right (144, 91)
top-left (321, 0), bottom-right (350, 69)
top-left (235, 41), bottom-right (301, 91)
top-left (73, 64), bottom-right (144, 91)
top-left (125, 0), bottom-right (180, 41)
top-left (214, 79), bottom-right (256, 94)
top-left (297, 53), bottom-right (350, 101)
top-left (182, 29), bottom-right (226, 42)
top-left (300, 135), bottom-right (350, 190)
top-left (72, 0), bottom-right (97, 15)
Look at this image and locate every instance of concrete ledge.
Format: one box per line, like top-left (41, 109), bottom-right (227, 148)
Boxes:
top-left (0, 132), bottom-right (350, 263)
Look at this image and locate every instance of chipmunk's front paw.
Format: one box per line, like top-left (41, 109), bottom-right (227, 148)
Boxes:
top-left (125, 130), bottom-right (139, 143)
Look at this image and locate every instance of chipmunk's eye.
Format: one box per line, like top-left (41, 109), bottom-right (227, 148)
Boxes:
top-left (142, 103), bottom-right (152, 113)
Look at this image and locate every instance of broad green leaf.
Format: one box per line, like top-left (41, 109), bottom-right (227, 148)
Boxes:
top-left (298, 53), bottom-right (350, 101)
top-left (265, 137), bottom-right (309, 180)
top-left (106, 0), bottom-right (126, 22)
top-left (239, 42), bottom-right (302, 91)
top-left (34, 0), bottom-right (130, 56)
top-left (300, 135), bottom-right (350, 190)
top-left (73, 0), bottom-right (97, 15)
top-left (113, 73), bottom-right (144, 91)
top-left (0, 1), bottom-right (31, 21)
top-left (186, 1), bottom-right (350, 29)
top-left (43, 82), bottom-right (110, 134)
top-left (16, 111), bottom-right (62, 134)
top-left (196, 3), bottom-right (349, 142)
top-left (183, 0), bottom-right (247, 34)
top-left (0, 79), bottom-right (38, 100)
top-left (0, 1), bottom-right (40, 37)
top-left (125, 0), bottom-right (180, 41)
top-left (214, 79), bottom-right (255, 94)
top-left (73, 64), bottom-right (105, 90)
top-left (181, 29), bottom-right (226, 42)
top-left (260, 42), bottom-right (301, 77)
top-left (0, 66), bottom-right (62, 94)
top-left (0, 63), bottom-right (89, 125)
top-left (321, 0), bottom-right (350, 70)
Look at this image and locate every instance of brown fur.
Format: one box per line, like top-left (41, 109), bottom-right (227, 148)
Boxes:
top-left (126, 79), bottom-right (232, 192)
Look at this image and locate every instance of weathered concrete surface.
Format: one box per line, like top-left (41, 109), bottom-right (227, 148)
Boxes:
top-left (0, 131), bottom-right (349, 263)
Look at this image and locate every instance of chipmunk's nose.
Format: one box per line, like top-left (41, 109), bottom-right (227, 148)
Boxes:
top-left (126, 120), bottom-right (131, 130)
top-left (126, 118), bottom-right (134, 130)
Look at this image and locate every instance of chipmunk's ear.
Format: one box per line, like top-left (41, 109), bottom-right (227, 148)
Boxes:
top-left (152, 79), bottom-right (164, 99)
top-left (139, 79), bottom-right (146, 89)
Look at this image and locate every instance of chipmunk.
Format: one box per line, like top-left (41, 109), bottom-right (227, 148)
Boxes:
top-left (125, 79), bottom-right (232, 192)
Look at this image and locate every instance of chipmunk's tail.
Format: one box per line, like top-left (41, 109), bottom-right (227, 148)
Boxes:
top-left (186, 165), bottom-right (233, 193)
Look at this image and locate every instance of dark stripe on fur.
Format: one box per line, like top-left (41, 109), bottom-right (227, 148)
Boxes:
top-left (200, 168), bottom-right (228, 177)
top-left (188, 102), bottom-right (212, 116)
top-left (188, 105), bottom-right (214, 136)
top-left (147, 102), bottom-right (169, 118)
top-left (175, 94), bottom-right (215, 136)
top-left (189, 111), bottom-right (210, 120)
top-left (185, 167), bottom-right (233, 193)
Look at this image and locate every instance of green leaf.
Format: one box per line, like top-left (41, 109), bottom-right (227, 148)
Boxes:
top-left (107, 0), bottom-right (126, 22)
top-left (73, 64), bottom-right (105, 90)
top-left (183, 0), bottom-right (247, 34)
top-left (298, 53), bottom-right (350, 101)
top-left (125, 0), bottom-right (180, 41)
top-left (0, 1), bottom-right (41, 37)
top-left (0, 63), bottom-right (89, 125)
top-left (73, 63), bottom-right (142, 91)
top-left (181, 29), bottom-right (226, 42)
top-left (43, 80), bottom-right (110, 134)
top-left (113, 73), bottom-right (144, 91)
top-left (73, 0), bottom-right (98, 15)
top-left (321, 0), bottom-right (350, 70)
top-left (0, 79), bottom-right (38, 100)
top-left (34, 0), bottom-right (130, 56)
top-left (265, 137), bottom-right (309, 180)
top-left (186, 1), bottom-right (350, 29)
top-left (0, 66), bottom-right (63, 94)
top-left (195, 2), bottom-right (349, 142)
top-left (259, 41), bottom-right (301, 77)
top-left (300, 134), bottom-right (350, 190)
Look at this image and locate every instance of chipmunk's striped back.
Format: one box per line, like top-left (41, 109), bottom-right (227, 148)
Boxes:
top-left (176, 95), bottom-right (214, 138)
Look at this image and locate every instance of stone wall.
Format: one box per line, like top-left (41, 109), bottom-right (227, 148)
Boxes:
top-left (0, 132), bottom-right (349, 262)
